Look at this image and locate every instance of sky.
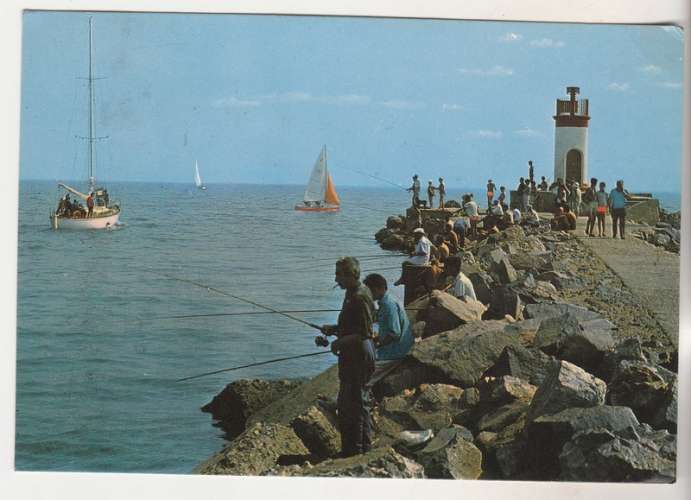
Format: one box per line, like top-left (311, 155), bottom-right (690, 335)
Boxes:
top-left (18, 11), bottom-right (684, 192)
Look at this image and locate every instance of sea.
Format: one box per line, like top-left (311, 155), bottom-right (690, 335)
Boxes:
top-left (14, 181), bottom-right (681, 473)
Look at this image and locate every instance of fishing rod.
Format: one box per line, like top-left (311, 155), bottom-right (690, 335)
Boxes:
top-left (153, 306), bottom-right (427, 321)
top-left (176, 350), bottom-right (332, 382)
top-left (339, 165), bottom-right (409, 191)
top-left (146, 270), bottom-right (323, 331)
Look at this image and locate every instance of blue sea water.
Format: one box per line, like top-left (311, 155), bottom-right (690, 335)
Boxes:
top-left (13, 181), bottom-right (681, 473)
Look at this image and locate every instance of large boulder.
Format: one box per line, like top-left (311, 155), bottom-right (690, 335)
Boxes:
top-left (524, 303), bottom-right (601, 322)
top-left (386, 215), bottom-right (405, 230)
top-left (380, 383), bottom-right (463, 432)
top-left (201, 379), bottom-right (302, 438)
top-left (267, 447), bottom-right (425, 478)
top-left (290, 405), bottom-right (340, 459)
top-left (484, 344), bottom-right (557, 386)
top-left (527, 360), bottom-right (606, 422)
top-left (248, 365), bottom-right (340, 427)
top-left (534, 313), bottom-right (615, 373)
top-left (559, 424), bottom-right (676, 482)
top-left (490, 257), bottom-right (519, 284)
top-left (477, 400), bottom-right (530, 433)
top-left (371, 357), bottom-right (446, 400)
top-left (414, 426), bottom-right (483, 479)
top-left (195, 422), bottom-right (309, 475)
top-left (607, 361), bottom-right (669, 424)
top-left (411, 320), bottom-right (521, 388)
top-left (524, 405), bottom-right (640, 479)
top-left (599, 337), bottom-right (648, 382)
top-left (375, 227), bottom-right (395, 243)
top-left (485, 285), bottom-right (523, 321)
top-left (485, 375), bottom-right (537, 404)
top-left (499, 225), bottom-right (526, 241)
top-left (652, 378), bottom-right (678, 434)
top-left (423, 290), bottom-right (486, 338)
top-left (468, 272), bottom-right (494, 305)
top-left (382, 233), bottom-right (407, 250)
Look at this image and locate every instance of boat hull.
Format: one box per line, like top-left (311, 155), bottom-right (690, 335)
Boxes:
top-left (50, 209), bottom-right (121, 230)
top-left (294, 205), bottom-right (339, 212)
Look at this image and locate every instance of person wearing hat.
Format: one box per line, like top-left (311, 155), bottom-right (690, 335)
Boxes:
top-left (427, 180), bottom-right (436, 208)
top-left (486, 179), bottom-right (496, 209)
top-left (437, 177), bottom-right (446, 208)
top-left (406, 175), bottom-right (421, 208)
top-left (394, 227), bottom-right (432, 286)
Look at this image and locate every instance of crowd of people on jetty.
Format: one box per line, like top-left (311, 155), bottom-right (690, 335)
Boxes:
top-left (407, 160), bottom-right (632, 240)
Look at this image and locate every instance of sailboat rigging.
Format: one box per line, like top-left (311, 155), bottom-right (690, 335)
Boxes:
top-left (194, 160), bottom-right (207, 190)
top-left (294, 145), bottom-right (340, 212)
top-left (50, 17), bottom-right (121, 230)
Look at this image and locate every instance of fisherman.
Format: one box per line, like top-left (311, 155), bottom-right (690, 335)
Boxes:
top-left (86, 192), bottom-right (94, 218)
top-left (453, 216), bottom-right (468, 248)
top-left (394, 227), bottom-right (432, 286)
top-left (539, 176), bottom-right (549, 191)
top-left (524, 204), bottom-right (540, 227)
top-left (462, 194), bottom-right (480, 238)
top-left (437, 177), bottom-right (446, 208)
top-left (521, 179), bottom-right (531, 212)
top-left (407, 175), bottom-right (421, 208)
top-left (568, 180), bottom-right (581, 216)
top-left (442, 221), bottom-right (460, 255)
top-left (427, 180), bottom-right (436, 208)
top-left (596, 181), bottom-right (609, 237)
top-left (318, 257), bottom-right (376, 457)
top-left (486, 179), bottom-right (496, 209)
top-left (363, 273), bottom-right (414, 363)
top-left (609, 179), bottom-right (627, 239)
top-left (528, 160), bottom-right (535, 183)
top-left (443, 255), bottom-right (477, 302)
top-left (498, 186), bottom-right (508, 211)
top-left (583, 177), bottom-right (598, 237)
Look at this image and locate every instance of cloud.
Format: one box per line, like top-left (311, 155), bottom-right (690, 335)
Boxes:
top-left (380, 100), bottom-right (426, 110)
top-left (529, 38), bottom-right (565, 48)
top-left (458, 65), bottom-right (513, 77)
top-left (607, 82), bottom-right (630, 92)
top-left (469, 129), bottom-right (503, 139)
top-left (639, 64), bottom-right (662, 75)
top-left (213, 96), bottom-right (261, 108)
top-left (441, 103), bottom-right (463, 112)
top-left (256, 91), bottom-right (371, 105)
top-left (499, 32), bottom-right (523, 43)
top-left (514, 127), bottom-right (543, 138)
top-left (657, 81), bottom-right (682, 89)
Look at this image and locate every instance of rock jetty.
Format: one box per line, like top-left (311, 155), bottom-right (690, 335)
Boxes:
top-left (194, 214), bottom-right (678, 481)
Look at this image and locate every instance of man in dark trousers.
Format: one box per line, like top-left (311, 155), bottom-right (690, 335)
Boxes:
top-left (317, 257), bottom-right (376, 457)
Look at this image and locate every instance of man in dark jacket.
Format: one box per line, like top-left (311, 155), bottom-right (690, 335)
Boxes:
top-left (318, 257), bottom-right (376, 457)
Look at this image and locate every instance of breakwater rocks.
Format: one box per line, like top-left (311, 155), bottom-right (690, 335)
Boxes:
top-left (195, 222), bottom-right (678, 481)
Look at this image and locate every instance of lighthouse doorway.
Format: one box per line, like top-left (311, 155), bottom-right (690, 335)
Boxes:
top-left (565, 149), bottom-right (583, 184)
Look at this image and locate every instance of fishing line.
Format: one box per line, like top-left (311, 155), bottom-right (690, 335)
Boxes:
top-left (151, 306), bottom-right (426, 321)
top-left (146, 270), bottom-right (322, 330)
top-left (176, 350), bottom-right (332, 382)
top-left (338, 165), bottom-right (409, 191)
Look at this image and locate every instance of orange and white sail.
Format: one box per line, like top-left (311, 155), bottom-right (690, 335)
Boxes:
top-left (296, 146), bottom-right (340, 211)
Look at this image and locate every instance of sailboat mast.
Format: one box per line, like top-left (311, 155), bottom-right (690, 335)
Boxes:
top-left (88, 17), bottom-right (95, 192)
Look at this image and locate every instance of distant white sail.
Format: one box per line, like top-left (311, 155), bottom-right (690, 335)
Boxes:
top-left (194, 160), bottom-right (203, 188)
top-left (302, 147), bottom-right (326, 202)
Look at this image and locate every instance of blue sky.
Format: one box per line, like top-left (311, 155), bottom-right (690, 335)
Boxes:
top-left (19, 11), bottom-right (684, 192)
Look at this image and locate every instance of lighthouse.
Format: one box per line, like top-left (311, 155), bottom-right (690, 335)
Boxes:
top-left (553, 86), bottom-right (590, 185)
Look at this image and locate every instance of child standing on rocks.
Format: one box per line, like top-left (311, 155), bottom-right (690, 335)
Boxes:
top-left (596, 181), bottom-right (609, 237)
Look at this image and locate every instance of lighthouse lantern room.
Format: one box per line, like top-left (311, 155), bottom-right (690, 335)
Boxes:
top-left (553, 86), bottom-right (590, 185)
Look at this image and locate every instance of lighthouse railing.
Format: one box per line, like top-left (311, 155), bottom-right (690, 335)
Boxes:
top-left (556, 99), bottom-right (589, 116)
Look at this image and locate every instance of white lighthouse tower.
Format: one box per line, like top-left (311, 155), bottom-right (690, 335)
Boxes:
top-left (553, 86), bottom-right (590, 185)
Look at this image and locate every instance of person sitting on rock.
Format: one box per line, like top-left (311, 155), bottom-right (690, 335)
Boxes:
top-left (512, 207), bottom-right (522, 225)
top-left (433, 234), bottom-right (450, 263)
top-left (363, 273), bottom-right (414, 391)
top-left (442, 221), bottom-right (460, 255)
top-left (443, 255), bottom-right (477, 302)
top-left (394, 228), bottom-right (432, 287)
top-left (453, 216), bottom-right (468, 248)
top-left (523, 204), bottom-right (540, 227)
top-left (564, 205), bottom-right (577, 230)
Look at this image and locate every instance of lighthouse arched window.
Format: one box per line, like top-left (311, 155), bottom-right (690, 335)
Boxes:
top-left (565, 149), bottom-right (583, 184)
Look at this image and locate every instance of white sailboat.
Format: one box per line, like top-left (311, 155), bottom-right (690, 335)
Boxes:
top-left (294, 146), bottom-right (340, 212)
top-left (194, 160), bottom-right (207, 190)
top-left (50, 17), bottom-right (121, 230)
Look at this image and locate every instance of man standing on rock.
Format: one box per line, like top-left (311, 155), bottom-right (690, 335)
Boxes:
top-left (437, 177), bottom-right (446, 208)
top-left (407, 175), bottom-right (421, 208)
top-left (583, 177), bottom-right (598, 237)
top-left (609, 179), bottom-right (627, 239)
top-left (318, 257), bottom-right (376, 457)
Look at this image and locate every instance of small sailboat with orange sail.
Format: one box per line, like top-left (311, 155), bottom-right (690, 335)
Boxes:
top-left (294, 146), bottom-right (340, 212)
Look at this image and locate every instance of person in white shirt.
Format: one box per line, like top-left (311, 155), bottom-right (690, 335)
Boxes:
top-left (490, 200), bottom-right (504, 216)
top-left (463, 194), bottom-right (480, 238)
top-left (524, 204), bottom-right (540, 226)
top-left (443, 255), bottom-right (477, 302)
top-left (394, 228), bottom-right (432, 286)
top-left (512, 207), bottom-right (522, 224)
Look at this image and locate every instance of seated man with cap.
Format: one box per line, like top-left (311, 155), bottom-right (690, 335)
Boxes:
top-left (394, 227), bottom-right (432, 286)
